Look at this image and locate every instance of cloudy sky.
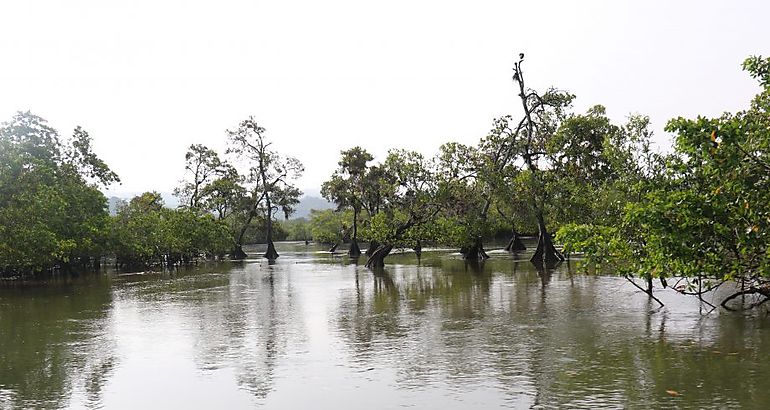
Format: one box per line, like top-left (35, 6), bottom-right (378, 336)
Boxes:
top-left (1, 0), bottom-right (768, 196)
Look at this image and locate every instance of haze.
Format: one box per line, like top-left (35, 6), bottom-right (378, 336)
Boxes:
top-left (1, 0), bottom-right (767, 195)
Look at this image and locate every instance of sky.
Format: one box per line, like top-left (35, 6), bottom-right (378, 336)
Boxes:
top-left (1, 0), bottom-right (768, 197)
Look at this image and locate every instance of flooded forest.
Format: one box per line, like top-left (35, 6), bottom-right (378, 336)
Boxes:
top-left (1, 55), bottom-right (769, 409)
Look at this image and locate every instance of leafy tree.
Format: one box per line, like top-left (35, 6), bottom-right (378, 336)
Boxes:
top-left (364, 149), bottom-right (446, 268)
top-left (110, 192), bottom-right (231, 268)
top-left (199, 166), bottom-right (245, 220)
top-left (308, 209), bottom-right (348, 244)
top-left (436, 141), bottom-right (494, 259)
top-left (321, 147), bottom-right (374, 256)
top-left (511, 54), bottom-right (575, 265)
top-left (226, 117), bottom-right (303, 259)
top-left (173, 144), bottom-right (226, 210)
top-left (559, 56), bottom-right (770, 310)
top-left (0, 112), bottom-right (119, 276)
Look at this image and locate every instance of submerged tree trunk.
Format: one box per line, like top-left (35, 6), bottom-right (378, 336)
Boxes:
top-left (413, 240), bottom-right (422, 259)
top-left (366, 240), bottom-right (379, 256)
top-left (265, 240), bottom-right (279, 260)
top-left (504, 229), bottom-right (527, 252)
top-left (530, 212), bottom-right (564, 265)
top-left (349, 208), bottom-right (361, 257)
top-left (365, 244), bottom-right (393, 269)
top-left (232, 196), bottom-right (262, 260)
top-left (231, 244), bottom-right (248, 259)
top-left (349, 239), bottom-right (361, 257)
top-left (461, 236), bottom-right (490, 260)
top-left (264, 192), bottom-right (279, 260)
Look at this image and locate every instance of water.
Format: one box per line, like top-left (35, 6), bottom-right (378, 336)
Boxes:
top-left (1, 242), bottom-right (769, 409)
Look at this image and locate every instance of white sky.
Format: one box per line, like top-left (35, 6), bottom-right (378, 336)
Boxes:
top-left (1, 0), bottom-right (768, 195)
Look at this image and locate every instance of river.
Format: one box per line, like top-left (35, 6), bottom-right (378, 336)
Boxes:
top-left (1, 242), bottom-right (768, 409)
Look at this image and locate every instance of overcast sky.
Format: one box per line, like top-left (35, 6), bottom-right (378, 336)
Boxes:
top-left (1, 0), bottom-right (768, 196)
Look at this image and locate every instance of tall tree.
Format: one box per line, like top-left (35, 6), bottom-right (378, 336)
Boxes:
top-left (321, 147), bottom-right (374, 257)
top-left (173, 144), bottom-right (225, 210)
top-left (226, 117), bottom-right (303, 260)
top-left (512, 54), bottom-right (574, 265)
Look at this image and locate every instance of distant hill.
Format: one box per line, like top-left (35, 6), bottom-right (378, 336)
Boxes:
top-left (104, 190), bottom-right (332, 219)
top-left (292, 195), bottom-right (334, 219)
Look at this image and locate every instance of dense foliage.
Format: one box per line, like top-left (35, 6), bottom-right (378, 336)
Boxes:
top-left (4, 55), bottom-right (770, 311)
top-left (558, 56), bottom-right (770, 309)
top-left (0, 112), bottom-right (118, 276)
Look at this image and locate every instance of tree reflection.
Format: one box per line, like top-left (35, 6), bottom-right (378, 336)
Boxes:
top-left (0, 277), bottom-right (116, 409)
top-left (182, 263), bottom-right (303, 398)
top-left (335, 257), bottom-right (770, 408)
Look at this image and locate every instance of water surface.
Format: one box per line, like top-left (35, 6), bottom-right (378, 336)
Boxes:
top-left (1, 242), bottom-right (768, 409)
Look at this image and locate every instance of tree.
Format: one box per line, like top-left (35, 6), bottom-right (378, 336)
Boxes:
top-left (364, 149), bottom-right (445, 268)
top-left (559, 56), bottom-right (770, 310)
top-left (511, 55), bottom-right (574, 265)
top-left (321, 147), bottom-right (375, 257)
top-left (226, 117), bottom-right (303, 259)
top-left (0, 112), bottom-right (119, 276)
top-left (199, 167), bottom-right (245, 220)
top-left (110, 192), bottom-right (231, 268)
top-left (173, 144), bottom-right (226, 210)
top-left (436, 142), bottom-right (493, 260)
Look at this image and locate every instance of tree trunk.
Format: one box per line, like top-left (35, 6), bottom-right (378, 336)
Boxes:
top-left (366, 241), bottom-right (379, 256)
top-left (349, 208), bottom-right (361, 257)
top-left (365, 244), bottom-right (393, 269)
top-left (265, 240), bottom-right (279, 260)
top-left (413, 240), bottom-right (422, 259)
top-left (231, 244), bottom-right (248, 259)
top-left (530, 212), bottom-right (564, 265)
top-left (349, 239), bottom-right (361, 257)
top-left (504, 230), bottom-right (527, 252)
top-left (263, 190), bottom-right (279, 260)
top-left (461, 236), bottom-right (490, 260)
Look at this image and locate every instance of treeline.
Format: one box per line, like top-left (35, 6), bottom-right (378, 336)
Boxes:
top-left (310, 55), bottom-right (770, 309)
top-left (2, 55), bottom-right (769, 311)
top-left (310, 56), bottom-right (663, 269)
top-left (0, 114), bottom-right (305, 276)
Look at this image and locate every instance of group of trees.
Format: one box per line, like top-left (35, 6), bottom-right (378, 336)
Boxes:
top-left (0, 112), bottom-right (303, 276)
top-left (3, 54), bottom-right (769, 311)
top-left (118, 117), bottom-right (304, 265)
top-left (0, 112), bottom-right (119, 276)
top-left (314, 55), bottom-right (770, 310)
top-left (317, 55), bottom-right (659, 270)
top-left (558, 56), bottom-right (770, 310)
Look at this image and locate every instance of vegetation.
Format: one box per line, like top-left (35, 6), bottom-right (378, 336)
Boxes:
top-left (0, 112), bottom-right (118, 276)
top-left (558, 56), bottom-right (770, 310)
top-left (2, 55), bottom-right (769, 312)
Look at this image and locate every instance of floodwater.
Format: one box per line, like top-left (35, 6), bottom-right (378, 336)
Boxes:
top-left (1, 242), bottom-right (769, 409)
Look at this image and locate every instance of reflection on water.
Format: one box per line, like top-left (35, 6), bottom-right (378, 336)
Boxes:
top-left (0, 276), bottom-right (116, 409)
top-left (1, 242), bottom-right (769, 409)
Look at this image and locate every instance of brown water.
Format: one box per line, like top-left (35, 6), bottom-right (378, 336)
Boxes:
top-left (1, 242), bottom-right (769, 409)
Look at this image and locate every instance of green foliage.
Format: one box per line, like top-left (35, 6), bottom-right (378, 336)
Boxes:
top-left (110, 193), bottom-right (231, 268)
top-left (559, 56), bottom-right (770, 308)
top-left (309, 209), bottom-right (347, 244)
top-left (0, 112), bottom-right (118, 276)
top-left (173, 144), bottom-right (229, 210)
top-left (226, 117), bottom-right (303, 254)
top-left (321, 146), bottom-right (375, 241)
top-left (282, 217), bottom-right (311, 241)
